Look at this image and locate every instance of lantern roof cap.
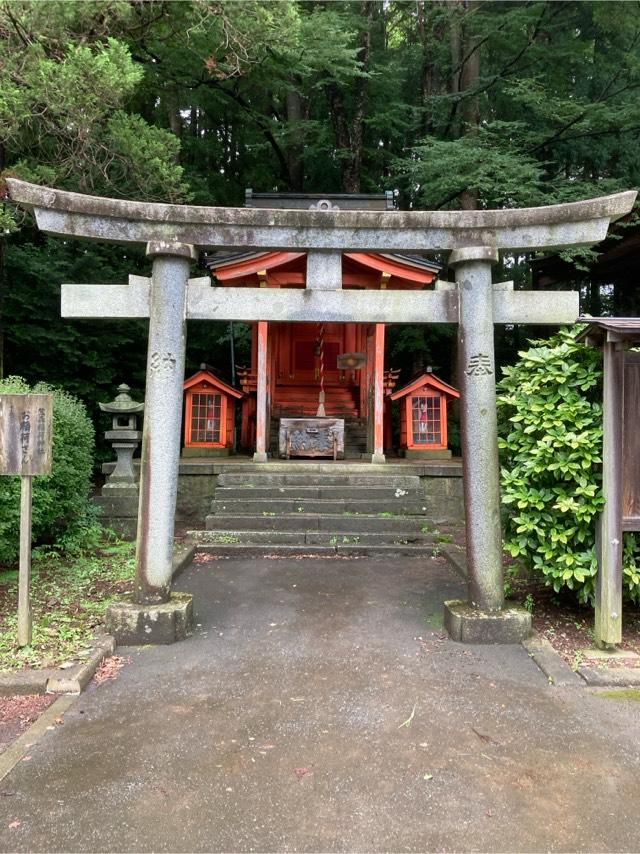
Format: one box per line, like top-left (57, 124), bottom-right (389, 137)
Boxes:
top-left (390, 371), bottom-right (460, 401)
top-left (99, 383), bottom-right (144, 414)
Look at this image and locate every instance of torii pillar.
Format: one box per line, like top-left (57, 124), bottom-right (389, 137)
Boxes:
top-left (5, 178), bottom-right (636, 646)
top-left (450, 247), bottom-right (504, 614)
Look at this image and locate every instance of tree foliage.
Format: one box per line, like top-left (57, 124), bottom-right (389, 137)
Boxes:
top-left (1, 0), bottom-right (639, 466)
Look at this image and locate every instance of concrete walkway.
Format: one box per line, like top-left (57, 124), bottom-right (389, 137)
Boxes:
top-left (3, 554), bottom-right (640, 853)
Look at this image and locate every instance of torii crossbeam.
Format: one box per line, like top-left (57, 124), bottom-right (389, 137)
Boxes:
top-left (7, 179), bottom-right (636, 644)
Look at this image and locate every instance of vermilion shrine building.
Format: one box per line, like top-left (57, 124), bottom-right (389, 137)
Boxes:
top-left (203, 193), bottom-right (441, 459)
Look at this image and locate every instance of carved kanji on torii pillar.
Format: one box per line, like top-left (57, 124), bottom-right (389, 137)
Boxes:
top-left (6, 178), bottom-right (636, 645)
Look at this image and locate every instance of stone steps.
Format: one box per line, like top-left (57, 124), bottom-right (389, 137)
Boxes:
top-left (192, 542), bottom-right (440, 557)
top-left (191, 529), bottom-right (436, 546)
top-left (196, 462), bottom-right (459, 555)
top-left (214, 486), bottom-right (423, 500)
top-left (209, 498), bottom-right (428, 515)
top-left (216, 472), bottom-right (422, 487)
top-left (204, 513), bottom-right (430, 532)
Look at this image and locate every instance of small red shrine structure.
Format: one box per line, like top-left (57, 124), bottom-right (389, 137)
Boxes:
top-left (182, 367), bottom-right (243, 456)
top-left (202, 192), bottom-right (441, 460)
top-left (390, 371), bottom-right (459, 459)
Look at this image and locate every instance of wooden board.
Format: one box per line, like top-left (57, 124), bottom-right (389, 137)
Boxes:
top-left (279, 418), bottom-right (344, 459)
top-left (0, 394), bottom-right (53, 476)
top-left (623, 352), bottom-right (640, 529)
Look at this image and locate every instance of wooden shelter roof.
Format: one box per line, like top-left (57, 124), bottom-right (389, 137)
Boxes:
top-left (577, 318), bottom-right (640, 346)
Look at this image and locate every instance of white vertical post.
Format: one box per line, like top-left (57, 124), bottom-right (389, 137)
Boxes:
top-left (18, 474), bottom-right (33, 647)
top-left (595, 340), bottom-right (623, 647)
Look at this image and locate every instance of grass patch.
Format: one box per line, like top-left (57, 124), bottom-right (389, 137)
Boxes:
top-left (595, 688), bottom-right (640, 702)
top-left (206, 533), bottom-right (240, 544)
top-left (0, 536), bottom-right (135, 671)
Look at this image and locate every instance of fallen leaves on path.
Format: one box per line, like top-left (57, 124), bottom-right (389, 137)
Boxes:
top-left (294, 767), bottom-right (312, 780)
top-left (0, 695), bottom-right (56, 754)
top-left (92, 655), bottom-right (131, 684)
top-left (471, 727), bottom-right (500, 746)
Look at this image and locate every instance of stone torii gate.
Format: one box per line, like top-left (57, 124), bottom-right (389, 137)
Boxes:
top-left (6, 179), bottom-right (636, 644)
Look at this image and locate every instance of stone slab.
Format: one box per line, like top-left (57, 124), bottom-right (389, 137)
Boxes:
top-left (172, 544), bottom-right (197, 579)
top-left (182, 447), bottom-right (230, 457)
top-left (442, 546), bottom-right (467, 580)
top-left (0, 669), bottom-right (51, 697)
top-left (444, 599), bottom-right (532, 644)
top-left (47, 636), bottom-right (116, 694)
top-left (580, 647), bottom-right (639, 661)
top-left (214, 486), bottom-right (424, 500)
top-left (522, 633), bottom-right (584, 688)
top-left (105, 593), bottom-right (194, 645)
top-left (0, 694), bottom-right (76, 784)
top-left (209, 498), bottom-right (429, 516)
top-left (578, 667), bottom-right (640, 687)
top-left (404, 449), bottom-right (452, 460)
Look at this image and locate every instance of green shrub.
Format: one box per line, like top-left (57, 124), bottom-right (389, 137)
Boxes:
top-left (497, 328), bottom-right (604, 603)
top-left (498, 327), bottom-right (640, 605)
top-left (0, 376), bottom-right (100, 565)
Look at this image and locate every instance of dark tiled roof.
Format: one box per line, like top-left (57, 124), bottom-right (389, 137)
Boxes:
top-left (577, 317), bottom-right (640, 345)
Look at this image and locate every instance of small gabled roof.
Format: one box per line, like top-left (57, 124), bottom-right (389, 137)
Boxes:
top-left (390, 371), bottom-right (460, 401)
top-left (208, 251), bottom-right (305, 280)
top-left (576, 317), bottom-right (640, 346)
top-left (183, 369), bottom-right (244, 399)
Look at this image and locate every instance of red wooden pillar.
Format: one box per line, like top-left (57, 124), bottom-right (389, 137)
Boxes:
top-left (254, 320), bottom-right (269, 462)
top-left (371, 323), bottom-right (386, 463)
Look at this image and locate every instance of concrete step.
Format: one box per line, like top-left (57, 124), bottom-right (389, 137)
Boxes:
top-left (190, 529), bottom-right (436, 546)
top-left (209, 498), bottom-right (428, 515)
top-left (190, 541), bottom-right (440, 557)
top-left (204, 514), bottom-right (430, 532)
top-left (213, 486), bottom-right (424, 500)
top-left (216, 473), bottom-right (422, 488)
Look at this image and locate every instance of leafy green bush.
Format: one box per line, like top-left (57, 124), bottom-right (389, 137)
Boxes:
top-left (0, 377), bottom-right (100, 565)
top-left (498, 328), bottom-right (640, 604)
top-left (497, 328), bottom-right (604, 603)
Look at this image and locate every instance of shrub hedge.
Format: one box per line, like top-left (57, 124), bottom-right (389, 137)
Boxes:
top-left (497, 326), bottom-right (640, 604)
top-left (0, 376), bottom-right (100, 565)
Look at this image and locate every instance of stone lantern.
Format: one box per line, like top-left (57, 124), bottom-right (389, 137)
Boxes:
top-left (99, 384), bottom-right (144, 491)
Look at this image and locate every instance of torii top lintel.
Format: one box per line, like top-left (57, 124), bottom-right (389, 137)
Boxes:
top-left (6, 179), bottom-right (637, 254)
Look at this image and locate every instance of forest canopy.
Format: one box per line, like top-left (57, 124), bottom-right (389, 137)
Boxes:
top-left (1, 0), bottom-right (639, 438)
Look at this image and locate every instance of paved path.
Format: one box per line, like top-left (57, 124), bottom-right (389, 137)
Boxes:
top-left (2, 555), bottom-right (640, 852)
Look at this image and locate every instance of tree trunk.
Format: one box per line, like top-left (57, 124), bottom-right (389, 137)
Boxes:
top-left (326, 1), bottom-right (374, 193)
top-left (285, 85), bottom-right (305, 192)
top-left (451, 0), bottom-right (481, 210)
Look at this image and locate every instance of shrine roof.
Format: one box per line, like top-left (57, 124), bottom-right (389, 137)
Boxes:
top-left (183, 368), bottom-right (244, 398)
top-left (204, 250), bottom-right (441, 289)
top-left (390, 372), bottom-right (460, 401)
top-left (204, 249), bottom-right (440, 273)
top-left (244, 190), bottom-right (396, 211)
top-left (576, 318), bottom-right (640, 346)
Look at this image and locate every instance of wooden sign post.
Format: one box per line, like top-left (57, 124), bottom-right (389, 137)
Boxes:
top-left (578, 320), bottom-right (640, 648)
top-left (0, 394), bottom-right (53, 647)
